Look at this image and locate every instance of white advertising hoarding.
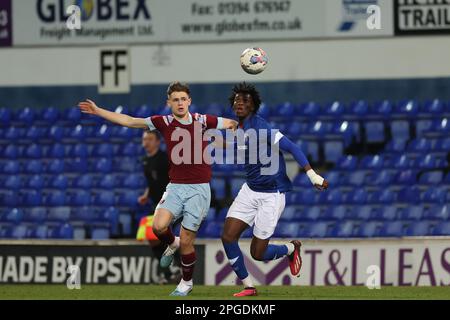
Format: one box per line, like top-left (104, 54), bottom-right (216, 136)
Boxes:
top-left (205, 238), bottom-right (450, 286)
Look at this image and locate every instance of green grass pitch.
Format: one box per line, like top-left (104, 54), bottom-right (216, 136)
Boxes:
top-left (0, 285), bottom-right (449, 300)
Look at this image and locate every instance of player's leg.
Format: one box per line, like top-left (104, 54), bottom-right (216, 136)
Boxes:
top-left (170, 183), bottom-right (210, 296)
top-left (251, 192), bottom-right (303, 276)
top-left (222, 183), bottom-right (258, 297)
top-left (152, 185), bottom-right (184, 268)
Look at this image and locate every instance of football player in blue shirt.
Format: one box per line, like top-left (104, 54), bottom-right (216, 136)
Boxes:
top-left (221, 82), bottom-right (328, 297)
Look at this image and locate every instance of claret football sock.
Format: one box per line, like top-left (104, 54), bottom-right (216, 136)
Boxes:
top-left (181, 251), bottom-right (196, 281)
top-left (157, 227), bottom-right (175, 245)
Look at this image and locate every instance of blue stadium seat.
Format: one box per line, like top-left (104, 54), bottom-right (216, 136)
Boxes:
top-left (406, 221), bottom-right (432, 236)
top-left (27, 175), bottom-right (45, 189)
top-left (347, 189), bottom-right (368, 204)
top-left (16, 107), bottom-right (35, 125)
top-left (385, 139), bottom-right (407, 154)
top-left (401, 206), bottom-right (423, 221)
top-left (49, 143), bottom-right (66, 158)
top-left (306, 222), bottom-right (330, 238)
top-left (371, 205), bottom-right (399, 220)
top-left (436, 137), bottom-right (450, 152)
top-left (25, 144), bottom-right (42, 159)
top-left (279, 206), bottom-right (298, 221)
top-left (379, 221), bottom-right (405, 237)
top-left (5, 126), bottom-right (24, 142)
top-left (27, 225), bottom-right (49, 239)
top-left (120, 142), bottom-right (139, 157)
top-left (91, 227), bottom-right (111, 240)
top-left (307, 121), bottom-right (332, 137)
top-left (324, 141), bottom-right (344, 163)
top-left (211, 178), bottom-right (226, 200)
top-left (48, 223), bottom-right (74, 239)
top-left (360, 155), bottom-right (384, 170)
top-left (1, 208), bottom-right (24, 224)
top-left (423, 204), bottom-right (448, 220)
top-left (414, 154), bottom-right (437, 169)
top-left (24, 190), bottom-right (43, 207)
top-left (5, 176), bottom-right (22, 190)
top-left (94, 158), bottom-right (113, 173)
top-left (0, 107), bottom-right (11, 126)
top-left (366, 170), bottom-right (393, 187)
top-left (122, 174), bottom-right (145, 189)
top-left (47, 125), bottom-right (64, 142)
top-left (372, 189), bottom-right (396, 204)
top-left (94, 191), bottom-right (116, 207)
top-left (48, 206), bottom-right (71, 222)
top-left (423, 99), bottom-right (445, 114)
top-left (117, 190), bottom-right (140, 207)
top-left (392, 155), bottom-right (412, 170)
top-left (298, 206), bottom-right (321, 222)
top-left (330, 221), bottom-right (357, 237)
top-left (336, 155), bottom-right (358, 171)
top-left (230, 178), bottom-right (245, 198)
top-left (396, 100), bottom-right (419, 117)
top-left (257, 103), bottom-right (271, 118)
top-left (300, 102), bottom-right (321, 118)
top-left (349, 100), bottom-right (369, 117)
top-left (51, 174), bottom-right (68, 189)
top-left (46, 191), bottom-right (66, 207)
top-left (25, 126), bottom-right (44, 141)
top-left (398, 186), bottom-right (421, 204)
top-left (73, 174), bottom-right (93, 189)
top-left (97, 174), bottom-right (116, 189)
top-left (365, 121), bottom-right (385, 143)
top-left (300, 189), bottom-right (318, 205)
top-left (324, 189), bottom-right (343, 205)
top-left (2, 160), bottom-right (20, 174)
top-left (94, 207), bottom-right (119, 235)
top-left (134, 104), bottom-right (152, 118)
top-left (415, 119), bottom-right (433, 138)
top-left (24, 207), bottom-right (47, 223)
top-left (354, 206), bottom-right (372, 220)
top-left (69, 143), bottom-right (88, 158)
top-left (395, 169), bottom-right (417, 185)
top-left (421, 187), bottom-right (447, 204)
top-left (371, 100), bottom-right (392, 116)
top-left (70, 190), bottom-right (91, 207)
top-left (275, 222), bottom-right (299, 238)
top-left (3, 144), bottom-right (19, 159)
top-left (323, 171), bottom-right (342, 187)
top-left (47, 159), bottom-right (65, 174)
top-left (39, 106), bottom-right (59, 124)
top-left (348, 171), bottom-right (367, 187)
top-left (433, 222), bottom-right (450, 236)
top-left (201, 221), bottom-right (223, 238)
top-left (92, 143), bottom-right (114, 157)
top-left (419, 171), bottom-right (444, 184)
top-left (277, 102), bottom-right (295, 117)
top-left (63, 106), bottom-right (81, 122)
top-left (93, 124), bottom-right (113, 141)
top-left (9, 225), bottom-right (28, 239)
top-left (287, 122), bottom-right (306, 138)
top-left (325, 101), bottom-right (345, 117)
top-left (322, 205), bottom-right (347, 221)
top-left (407, 138), bottom-right (432, 153)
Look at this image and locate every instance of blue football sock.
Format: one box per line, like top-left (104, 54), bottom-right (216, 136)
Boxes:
top-left (262, 244), bottom-right (288, 261)
top-left (222, 241), bottom-right (249, 280)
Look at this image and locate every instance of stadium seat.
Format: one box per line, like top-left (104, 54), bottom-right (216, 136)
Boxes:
top-left (51, 174), bottom-right (68, 189)
top-left (406, 221), bottom-right (432, 236)
top-left (94, 191), bottom-right (116, 207)
top-left (300, 102), bottom-right (321, 118)
top-left (436, 137), bottom-right (450, 152)
top-left (298, 206), bottom-right (321, 222)
top-left (385, 139), bottom-right (407, 154)
top-left (372, 100), bottom-right (393, 117)
top-left (25, 126), bottom-right (44, 141)
top-left (94, 207), bottom-right (119, 235)
top-left (46, 125), bottom-right (63, 142)
top-left (414, 154), bottom-right (437, 169)
top-left (211, 178), bottom-right (226, 200)
top-left (5, 176), bottom-right (22, 190)
top-left (120, 142), bottom-right (139, 157)
top-left (360, 155), bottom-right (384, 170)
top-left (47, 159), bottom-right (65, 174)
top-left (279, 206), bottom-right (298, 222)
top-left (422, 187), bottom-right (447, 204)
top-left (16, 107), bottom-right (35, 125)
top-left (391, 120), bottom-right (410, 142)
top-left (392, 155), bottom-right (412, 170)
top-left (325, 101), bottom-right (345, 118)
top-left (372, 189), bottom-right (396, 204)
top-left (117, 191), bottom-right (140, 207)
top-left (10, 225), bottom-right (28, 239)
top-left (48, 206), bottom-right (71, 222)
top-left (324, 189), bottom-right (343, 205)
top-left (24, 190), bottom-right (43, 207)
top-left (91, 227), bottom-right (111, 240)
top-left (25, 144), bottom-right (42, 159)
top-left (24, 207), bottom-right (47, 223)
top-left (379, 221), bottom-right (405, 237)
top-left (348, 171), bottom-right (367, 187)
top-left (98, 174), bottom-right (116, 189)
top-left (5, 126), bottom-right (24, 142)
top-left (27, 175), bottom-right (45, 189)
top-left (93, 143), bottom-right (114, 157)
top-left (394, 170), bottom-right (417, 185)
top-left (419, 171), bottom-right (444, 184)
top-left (330, 221), bottom-right (357, 237)
top-left (70, 190), bottom-right (91, 207)
top-left (300, 189), bottom-right (318, 205)
top-left (287, 122), bottom-right (306, 138)
top-left (94, 158), bottom-right (113, 173)
top-left (122, 174), bottom-right (145, 189)
top-left (3, 160), bottom-right (20, 175)
top-left (354, 205), bottom-right (373, 220)
top-left (48, 223), bottom-right (74, 239)
top-left (46, 191), bottom-right (66, 207)
top-left (3, 144), bottom-right (19, 159)
top-left (73, 174), bottom-right (93, 189)
top-left (423, 99), bottom-right (445, 114)
top-left (39, 106), bottom-right (59, 124)
top-left (0, 107), bottom-right (11, 126)
top-left (275, 222), bottom-right (299, 238)
top-left (365, 121), bottom-right (385, 143)
top-left (423, 204), bottom-right (449, 220)
top-left (49, 143), bottom-right (66, 158)
top-left (407, 138), bottom-right (432, 153)
top-left (277, 102), bottom-right (295, 117)
top-left (1, 208), bottom-right (24, 224)
top-left (433, 222), bottom-right (450, 236)
top-left (306, 222), bottom-right (330, 238)
top-left (401, 206), bottom-right (424, 221)
top-left (324, 141), bottom-right (344, 163)
top-left (347, 189), bottom-right (368, 204)
top-left (366, 170), bottom-right (393, 187)
top-left (396, 100), bottom-right (419, 117)
top-left (322, 205), bottom-right (347, 221)
top-left (336, 155), bottom-right (358, 170)
top-left (27, 225), bottom-right (49, 239)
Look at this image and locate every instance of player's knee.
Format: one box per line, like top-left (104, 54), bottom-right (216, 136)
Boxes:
top-left (250, 248), bottom-right (264, 261)
top-left (179, 235), bottom-right (194, 248)
top-left (152, 224), bottom-right (166, 236)
top-left (221, 231), bottom-right (238, 244)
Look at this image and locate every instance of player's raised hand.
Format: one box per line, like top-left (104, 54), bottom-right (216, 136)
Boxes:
top-left (314, 179), bottom-right (328, 191)
top-left (306, 169), bottom-right (328, 191)
top-left (78, 99), bottom-right (99, 115)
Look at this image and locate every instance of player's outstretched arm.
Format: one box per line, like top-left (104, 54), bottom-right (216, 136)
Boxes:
top-left (78, 99), bottom-right (148, 129)
top-left (277, 135), bottom-right (328, 191)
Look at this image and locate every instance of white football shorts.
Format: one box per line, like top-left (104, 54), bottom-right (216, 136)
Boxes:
top-left (226, 183), bottom-right (286, 240)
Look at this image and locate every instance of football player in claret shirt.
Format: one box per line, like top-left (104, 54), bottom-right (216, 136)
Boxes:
top-left (78, 82), bottom-right (238, 296)
top-left (221, 83), bottom-right (329, 297)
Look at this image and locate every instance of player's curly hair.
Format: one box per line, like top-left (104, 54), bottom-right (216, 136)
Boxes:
top-left (229, 82), bottom-right (262, 114)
